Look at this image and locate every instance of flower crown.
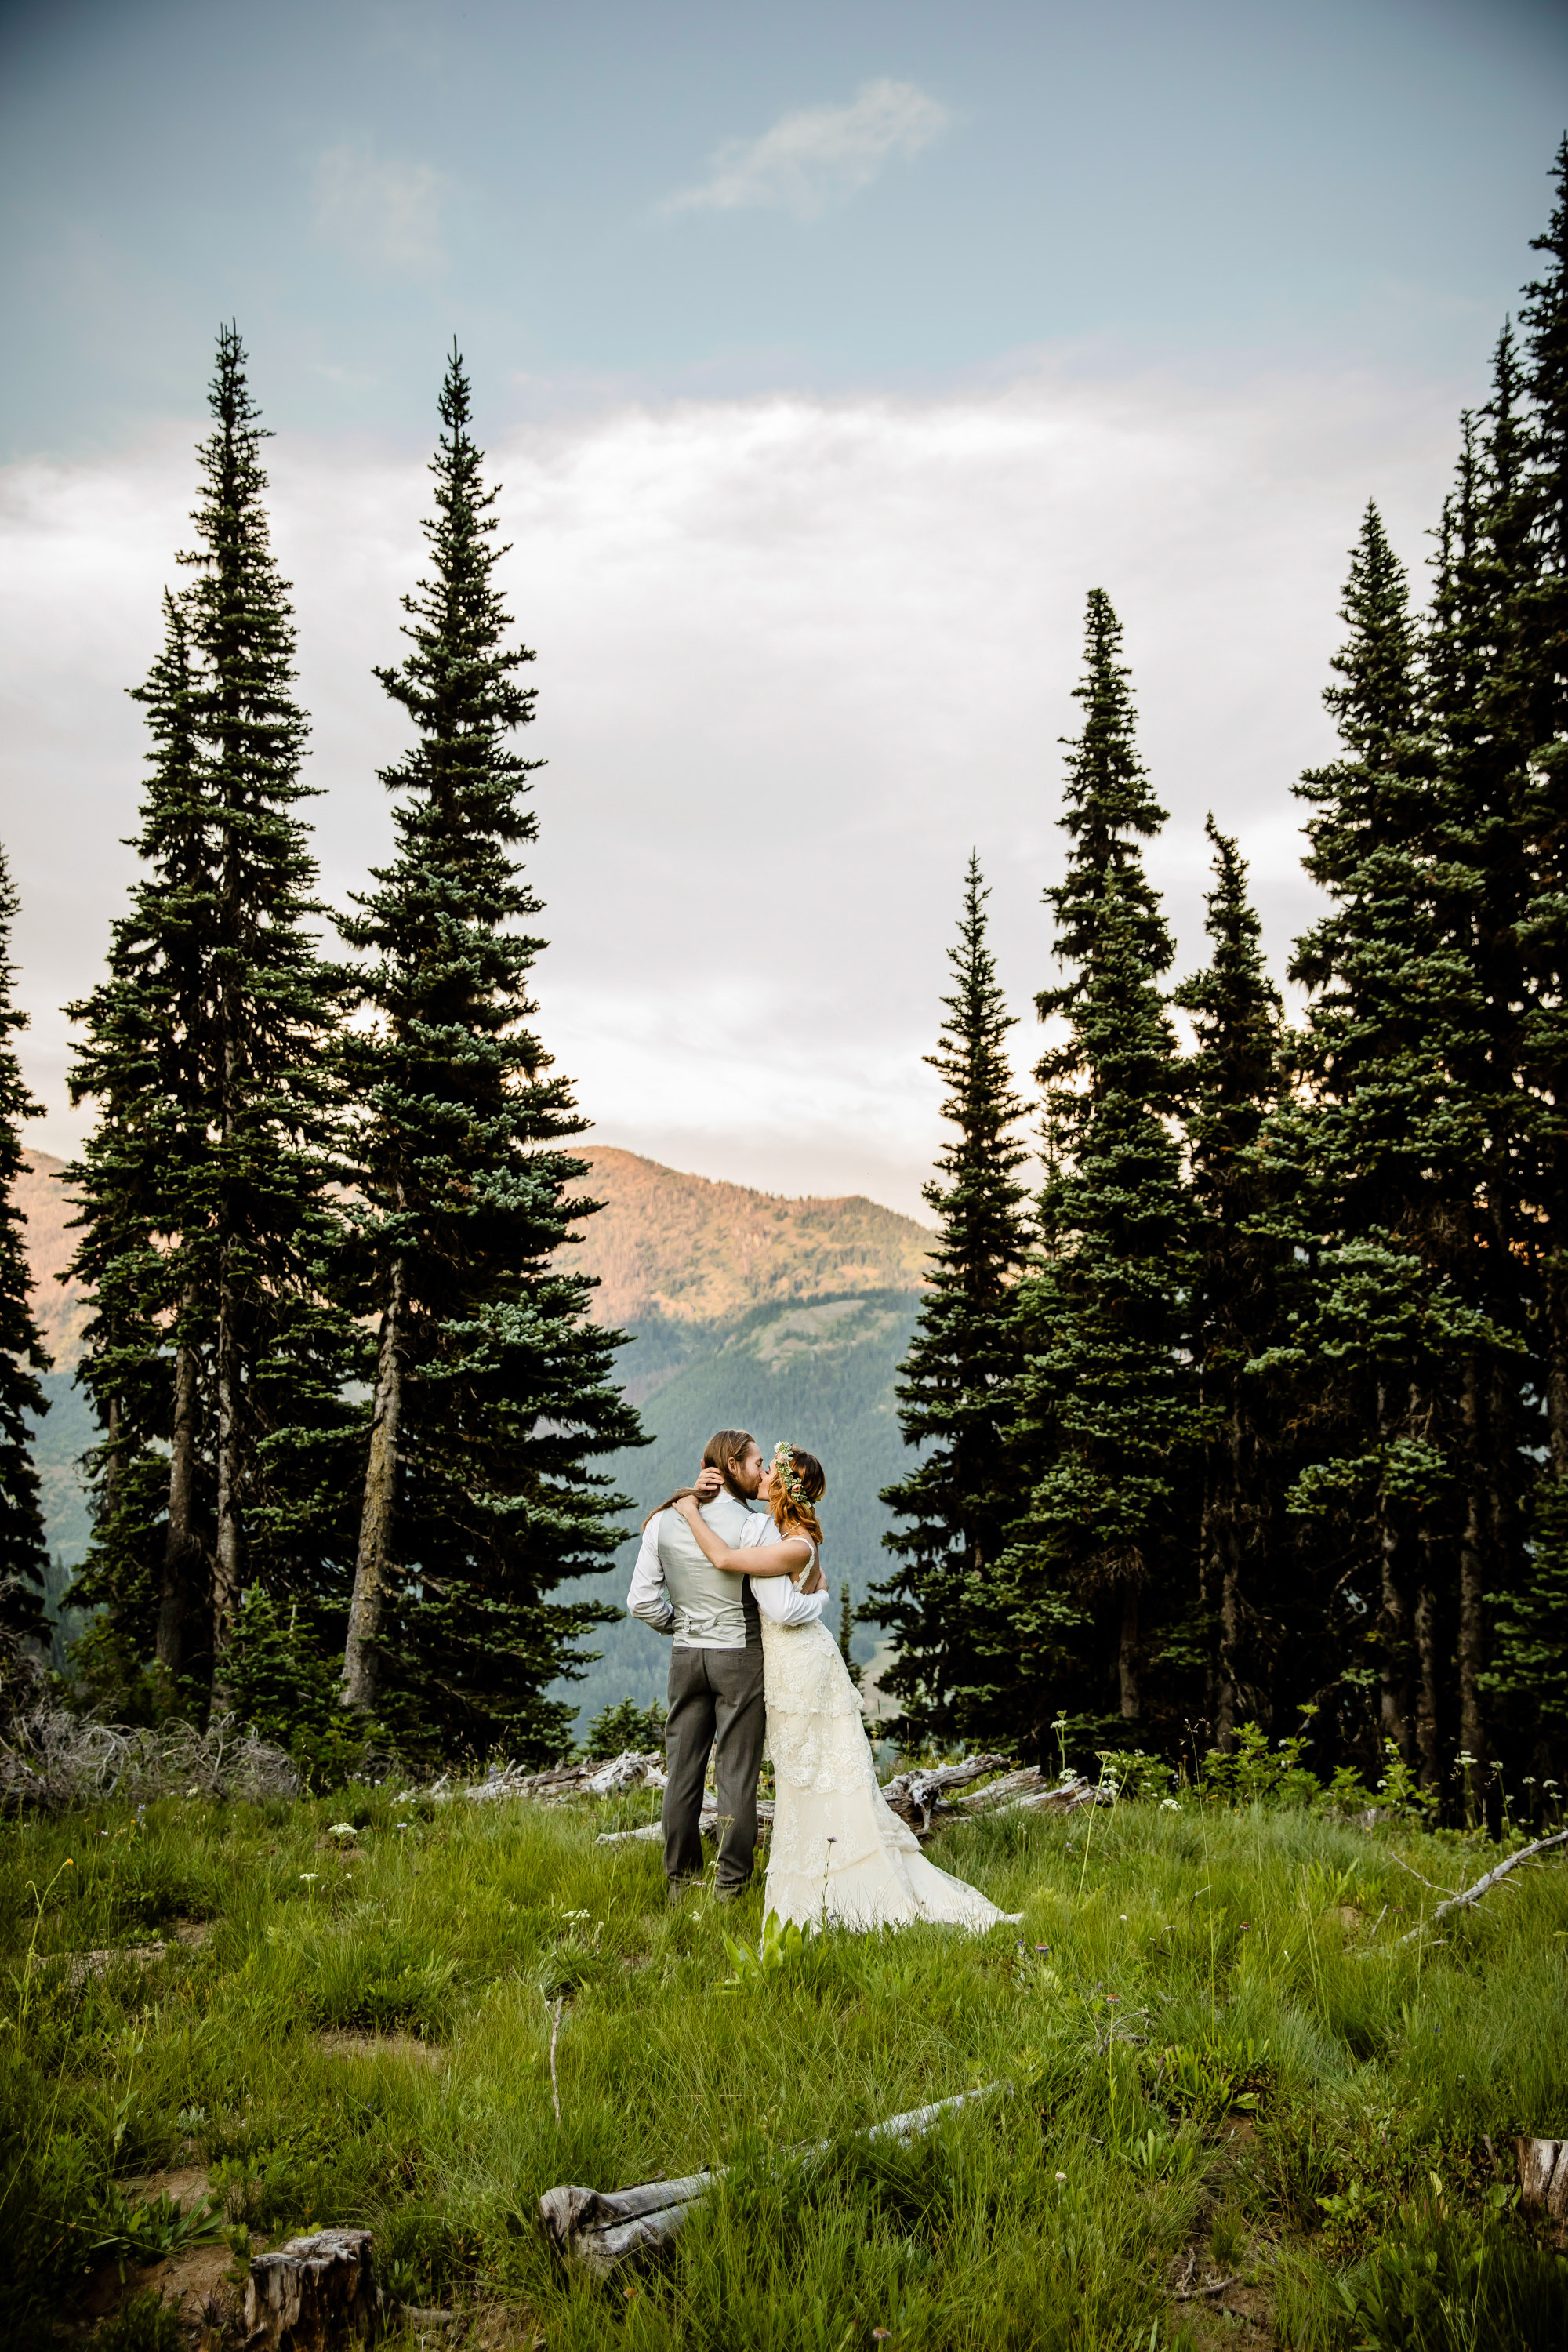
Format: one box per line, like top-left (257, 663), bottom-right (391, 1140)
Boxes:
top-left (773, 1440), bottom-right (808, 1508)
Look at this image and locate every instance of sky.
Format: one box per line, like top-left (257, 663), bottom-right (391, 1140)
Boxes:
top-left (2, 0), bottom-right (1565, 1215)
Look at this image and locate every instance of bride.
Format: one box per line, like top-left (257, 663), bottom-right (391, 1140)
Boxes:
top-left (672, 1443), bottom-right (1012, 1933)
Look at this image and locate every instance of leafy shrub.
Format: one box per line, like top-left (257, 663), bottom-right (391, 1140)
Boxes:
top-left (225, 1589), bottom-right (376, 1787)
top-left (1340, 2201), bottom-right (1568, 2351)
top-left (94, 2290), bottom-right (183, 2352)
top-left (583, 1695), bottom-right (666, 1760)
top-left (85, 2182), bottom-right (227, 2278)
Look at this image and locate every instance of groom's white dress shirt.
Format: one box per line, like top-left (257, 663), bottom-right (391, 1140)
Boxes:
top-left (627, 1488), bottom-right (829, 1644)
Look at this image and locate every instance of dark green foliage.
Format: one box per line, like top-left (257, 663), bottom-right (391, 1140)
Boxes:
top-left (1173, 818), bottom-right (1290, 1742)
top-left (0, 846), bottom-right (49, 1645)
top-left (336, 347), bottom-right (641, 1763)
top-left (1270, 503), bottom-right (1513, 1790)
top-left (224, 1587), bottom-right (372, 1783)
top-left (1003, 873), bottom-right (1196, 1755)
top-left (93, 2292), bottom-right (184, 2352)
top-left (64, 590), bottom-right (215, 1693)
top-left (873, 856), bottom-right (1029, 1742)
top-left (583, 1693), bottom-right (666, 1759)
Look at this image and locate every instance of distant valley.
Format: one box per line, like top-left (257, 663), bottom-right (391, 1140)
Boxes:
top-left (16, 1146), bottom-right (931, 1733)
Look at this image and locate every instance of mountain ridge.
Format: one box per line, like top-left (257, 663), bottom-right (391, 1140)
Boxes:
top-left (16, 1144), bottom-right (931, 1379)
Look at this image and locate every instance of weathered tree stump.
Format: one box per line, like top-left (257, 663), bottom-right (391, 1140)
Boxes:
top-left (1517, 2137), bottom-right (1568, 2241)
top-left (244, 2227), bottom-right (379, 2348)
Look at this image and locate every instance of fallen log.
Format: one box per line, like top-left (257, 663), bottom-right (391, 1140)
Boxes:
top-left (955, 1767), bottom-right (1109, 1820)
top-left (1517, 2137), bottom-right (1568, 2242)
top-left (880, 1755), bottom-right (1012, 1831)
top-left (597, 1795), bottom-right (775, 1849)
top-left (434, 1750), bottom-right (666, 1806)
top-left (1392, 1824), bottom-right (1568, 1947)
top-left (244, 2227), bottom-right (379, 2347)
top-left (539, 2082), bottom-right (1009, 2280)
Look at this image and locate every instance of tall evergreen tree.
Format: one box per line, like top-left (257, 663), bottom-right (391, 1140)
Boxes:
top-left (64, 328), bottom-right (358, 1711)
top-left (873, 855), bottom-right (1029, 1744)
top-left (180, 325), bottom-right (358, 1686)
top-left (996, 596), bottom-right (1193, 1761)
top-left (1278, 502), bottom-right (1514, 1795)
top-left (336, 347), bottom-right (641, 1763)
top-left (0, 848), bottom-right (49, 1647)
top-left (64, 593), bottom-right (217, 1695)
top-left (1173, 817), bottom-right (1287, 1745)
top-left (1488, 140), bottom-right (1568, 1777)
top-left (1002, 873), bottom-right (1193, 1755)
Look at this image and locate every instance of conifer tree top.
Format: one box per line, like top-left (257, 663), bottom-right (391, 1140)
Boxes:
top-left (1038, 589), bottom-right (1171, 1037)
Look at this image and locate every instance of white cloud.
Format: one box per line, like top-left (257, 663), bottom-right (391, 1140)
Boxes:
top-left (662, 78), bottom-right (949, 222)
top-left (312, 138), bottom-right (446, 270)
top-left (0, 361), bottom-right (1464, 1215)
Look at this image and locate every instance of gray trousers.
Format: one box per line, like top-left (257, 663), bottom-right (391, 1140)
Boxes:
top-left (662, 1641), bottom-right (766, 1889)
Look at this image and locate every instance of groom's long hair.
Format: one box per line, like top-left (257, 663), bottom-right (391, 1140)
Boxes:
top-left (641, 1428), bottom-right (758, 1528)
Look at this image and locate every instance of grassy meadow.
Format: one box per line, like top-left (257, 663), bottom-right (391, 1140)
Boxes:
top-left (4, 1770), bottom-right (1567, 2350)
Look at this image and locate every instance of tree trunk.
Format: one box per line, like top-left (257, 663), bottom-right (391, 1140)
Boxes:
top-left (342, 1258), bottom-right (405, 1713)
top-left (1117, 1587), bottom-right (1140, 1720)
top-left (1215, 1404), bottom-right (1246, 1748)
top-left (1375, 1381), bottom-right (1412, 1766)
top-left (1458, 1359), bottom-right (1488, 1817)
top-left (209, 1245), bottom-right (244, 1686)
top-left (156, 1333), bottom-right (203, 1675)
top-left (1545, 1254), bottom-right (1568, 1479)
top-left (1414, 1548), bottom-right (1441, 1795)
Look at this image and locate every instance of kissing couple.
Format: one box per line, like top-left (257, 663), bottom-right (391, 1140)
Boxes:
top-left (628, 1427), bottom-right (1013, 1933)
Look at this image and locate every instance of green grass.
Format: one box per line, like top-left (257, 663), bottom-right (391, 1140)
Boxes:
top-left (3, 1780), bottom-right (1566, 2348)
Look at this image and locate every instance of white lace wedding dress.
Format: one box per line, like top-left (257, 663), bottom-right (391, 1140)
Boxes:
top-left (760, 1548), bottom-right (1012, 1933)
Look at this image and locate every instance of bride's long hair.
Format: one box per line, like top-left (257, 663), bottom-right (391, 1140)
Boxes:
top-left (771, 1443), bottom-right (826, 1549)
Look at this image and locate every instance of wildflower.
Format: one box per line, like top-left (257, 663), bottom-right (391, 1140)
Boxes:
top-left (327, 1822), bottom-right (357, 1838)
top-left (1055, 2171), bottom-right (1068, 2183)
top-left (1119, 1914), bottom-right (1127, 1922)
top-left (299, 1872), bottom-right (319, 1883)
top-left (1033, 1944), bottom-right (1050, 1953)
top-left (561, 1909), bottom-right (590, 1922)
top-left (1160, 1798), bottom-right (1181, 1812)
top-left (64, 1858), bottom-right (73, 1867)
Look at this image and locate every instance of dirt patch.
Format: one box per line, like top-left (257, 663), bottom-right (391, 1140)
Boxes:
top-left (319, 2028), bottom-right (445, 2066)
top-left (78, 2243), bottom-right (247, 2336)
top-left (120, 2162), bottom-right (212, 2207)
top-left (43, 1919), bottom-right (213, 1987)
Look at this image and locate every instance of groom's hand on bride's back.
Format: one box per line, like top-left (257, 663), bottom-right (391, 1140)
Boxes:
top-left (692, 1466), bottom-right (722, 1501)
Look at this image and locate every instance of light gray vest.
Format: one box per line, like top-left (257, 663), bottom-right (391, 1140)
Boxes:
top-left (657, 1490), bottom-right (763, 1650)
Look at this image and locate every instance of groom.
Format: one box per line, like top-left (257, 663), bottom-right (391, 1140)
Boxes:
top-left (626, 1428), bottom-right (774, 1902)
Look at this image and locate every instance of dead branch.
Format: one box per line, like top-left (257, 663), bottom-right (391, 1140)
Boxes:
top-left (1173, 2274), bottom-right (1243, 2303)
top-left (1392, 1825), bottom-right (1568, 1946)
top-left (549, 1997), bottom-right (565, 2126)
top-left (0, 1704), bottom-right (299, 1816)
top-left (539, 2082), bottom-right (1009, 2278)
